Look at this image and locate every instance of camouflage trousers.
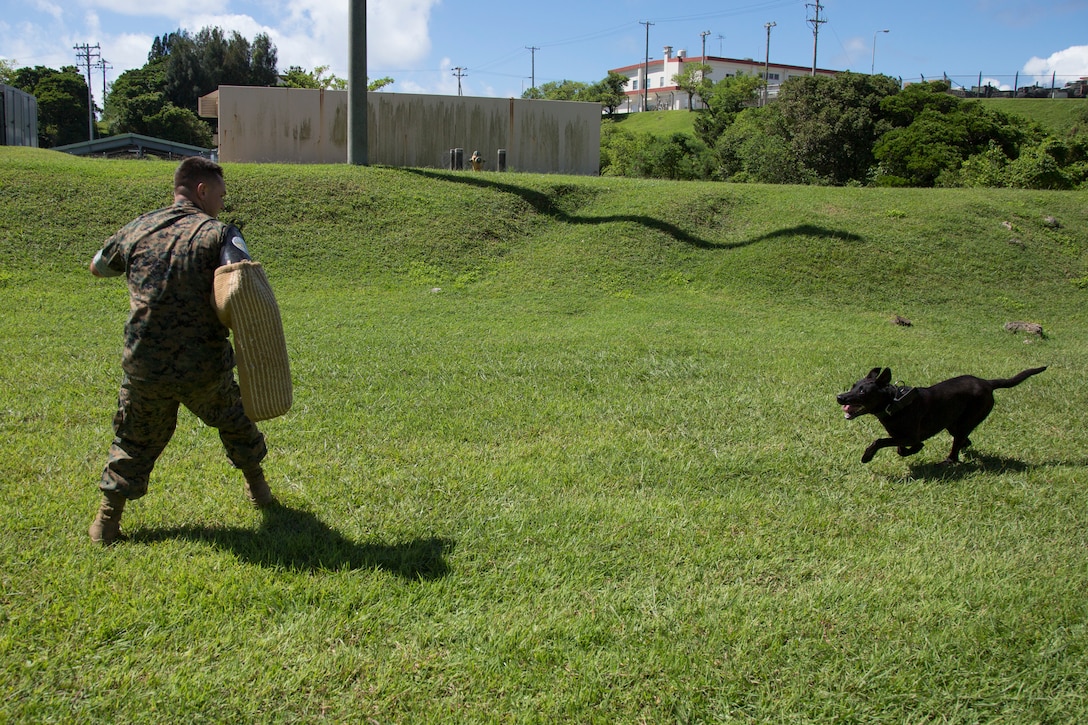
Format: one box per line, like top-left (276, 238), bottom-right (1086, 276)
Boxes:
top-left (100, 372), bottom-right (267, 499)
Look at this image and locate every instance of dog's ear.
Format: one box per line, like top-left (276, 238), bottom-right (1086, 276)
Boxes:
top-left (876, 368), bottom-right (892, 385)
top-left (865, 367), bottom-right (882, 379)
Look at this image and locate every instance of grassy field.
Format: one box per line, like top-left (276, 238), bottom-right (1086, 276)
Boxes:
top-left (1, 146), bottom-right (1087, 722)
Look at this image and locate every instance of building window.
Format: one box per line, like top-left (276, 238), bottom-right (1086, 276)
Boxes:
top-left (632, 79), bottom-right (638, 91)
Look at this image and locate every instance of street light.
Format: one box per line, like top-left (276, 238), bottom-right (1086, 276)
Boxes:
top-left (871, 29), bottom-right (889, 75)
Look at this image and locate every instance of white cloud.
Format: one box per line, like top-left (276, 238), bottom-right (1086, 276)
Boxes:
top-left (6, 0), bottom-right (443, 91)
top-left (1023, 44), bottom-right (1088, 85)
top-left (32, 0), bottom-right (63, 21)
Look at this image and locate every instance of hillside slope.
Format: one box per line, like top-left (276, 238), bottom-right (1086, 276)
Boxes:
top-left (3, 147), bottom-right (1086, 319)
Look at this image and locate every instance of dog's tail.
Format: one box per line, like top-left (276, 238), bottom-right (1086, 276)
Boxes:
top-left (990, 366), bottom-right (1047, 389)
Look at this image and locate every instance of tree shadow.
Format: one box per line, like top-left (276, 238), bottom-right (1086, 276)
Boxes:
top-left (132, 502), bottom-right (454, 580)
top-left (399, 167), bottom-right (861, 252)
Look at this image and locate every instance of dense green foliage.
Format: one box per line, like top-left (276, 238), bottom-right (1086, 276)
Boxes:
top-left (603, 73), bottom-right (1088, 189)
top-left (1, 148), bottom-right (1087, 721)
top-left (522, 71), bottom-right (627, 116)
top-left (154, 28), bottom-right (278, 111)
top-left (10, 65), bottom-right (90, 147)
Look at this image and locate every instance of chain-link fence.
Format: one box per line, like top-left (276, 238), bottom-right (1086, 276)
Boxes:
top-left (900, 73), bottom-right (1088, 98)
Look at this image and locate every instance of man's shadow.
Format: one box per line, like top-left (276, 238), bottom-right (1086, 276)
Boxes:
top-left (133, 503), bottom-right (453, 580)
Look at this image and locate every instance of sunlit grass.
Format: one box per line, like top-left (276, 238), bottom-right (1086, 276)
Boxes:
top-left (1, 147), bottom-right (1086, 721)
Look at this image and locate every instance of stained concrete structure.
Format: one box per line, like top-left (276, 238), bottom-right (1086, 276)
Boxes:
top-left (200, 86), bottom-right (601, 175)
top-left (1, 84), bottom-right (39, 148)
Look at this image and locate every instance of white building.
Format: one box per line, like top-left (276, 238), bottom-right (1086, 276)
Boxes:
top-left (610, 46), bottom-right (840, 112)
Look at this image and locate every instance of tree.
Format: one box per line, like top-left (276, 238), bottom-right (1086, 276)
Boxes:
top-left (281, 65), bottom-right (351, 91)
top-left (159, 27), bottom-right (283, 110)
top-left (250, 34), bottom-right (279, 87)
top-left (101, 62), bottom-right (167, 134)
top-left (873, 81), bottom-right (1030, 186)
top-left (143, 104), bottom-right (213, 148)
top-left (12, 65), bottom-right (89, 147)
top-left (714, 104), bottom-right (807, 183)
top-left (521, 79), bottom-right (589, 101)
top-left (692, 73), bottom-right (762, 147)
top-left (0, 57), bottom-right (16, 85)
top-left (586, 71), bottom-right (630, 116)
top-left (772, 71), bottom-right (900, 184)
top-left (672, 63), bottom-right (712, 111)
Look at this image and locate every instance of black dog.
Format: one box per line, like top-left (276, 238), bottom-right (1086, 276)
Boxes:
top-left (837, 366), bottom-right (1047, 464)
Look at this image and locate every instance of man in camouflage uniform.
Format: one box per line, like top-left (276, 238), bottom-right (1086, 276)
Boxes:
top-left (88, 157), bottom-right (273, 545)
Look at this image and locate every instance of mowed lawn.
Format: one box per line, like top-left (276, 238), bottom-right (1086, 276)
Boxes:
top-left (1, 147), bottom-right (1086, 722)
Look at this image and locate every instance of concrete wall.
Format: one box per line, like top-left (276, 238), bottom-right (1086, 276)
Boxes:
top-left (211, 86), bottom-right (601, 175)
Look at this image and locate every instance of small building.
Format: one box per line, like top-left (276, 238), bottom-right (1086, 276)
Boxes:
top-left (1, 84), bottom-right (39, 148)
top-left (610, 46), bottom-right (840, 111)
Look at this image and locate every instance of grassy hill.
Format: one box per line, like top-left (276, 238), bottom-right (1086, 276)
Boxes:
top-left (606, 100), bottom-right (1086, 141)
top-left (2, 147), bottom-right (1087, 722)
top-left (977, 98), bottom-right (1087, 135)
top-left (606, 109), bottom-right (698, 137)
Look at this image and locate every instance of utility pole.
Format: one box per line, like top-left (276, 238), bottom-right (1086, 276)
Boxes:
top-left (348, 0), bottom-right (367, 165)
top-left (717, 34), bottom-right (725, 56)
top-left (700, 30), bottom-right (711, 60)
top-left (807, 1), bottom-right (825, 76)
top-left (763, 22), bottom-right (776, 106)
top-left (640, 20), bottom-right (654, 112)
top-left (526, 46), bottom-right (539, 92)
top-left (452, 67), bottom-right (467, 96)
top-left (74, 42), bottom-right (100, 141)
top-left (96, 57), bottom-right (112, 106)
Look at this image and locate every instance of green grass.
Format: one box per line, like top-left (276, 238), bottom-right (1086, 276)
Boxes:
top-left (976, 98), bottom-right (1088, 135)
top-left (2, 146), bottom-right (1087, 722)
top-left (607, 109), bottom-right (698, 137)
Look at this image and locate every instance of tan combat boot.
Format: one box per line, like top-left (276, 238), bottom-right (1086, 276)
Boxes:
top-left (88, 491), bottom-right (126, 545)
top-left (243, 467), bottom-right (275, 508)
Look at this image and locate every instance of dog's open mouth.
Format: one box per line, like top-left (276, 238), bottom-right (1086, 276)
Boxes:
top-left (842, 404), bottom-right (866, 419)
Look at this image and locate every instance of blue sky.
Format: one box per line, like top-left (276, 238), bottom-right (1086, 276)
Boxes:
top-left (3, 0), bottom-right (1087, 103)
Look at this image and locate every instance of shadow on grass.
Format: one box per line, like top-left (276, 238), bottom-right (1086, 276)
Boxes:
top-left (906, 450), bottom-right (1085, 481)
top-left (132, 503), bottom-right (454, 580)
top-left (400, 167), bottom-right (861, 252)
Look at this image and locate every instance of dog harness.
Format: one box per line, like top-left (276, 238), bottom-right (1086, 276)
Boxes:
top-left (883, 385), bottom-right (918, 416)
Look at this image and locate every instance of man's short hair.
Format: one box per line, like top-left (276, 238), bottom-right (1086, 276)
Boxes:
top-left (174, 156), bottom-right (224, 192)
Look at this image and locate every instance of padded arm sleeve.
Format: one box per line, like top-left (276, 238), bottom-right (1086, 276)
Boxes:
top-left (213, 261), bottom-right (292, 421)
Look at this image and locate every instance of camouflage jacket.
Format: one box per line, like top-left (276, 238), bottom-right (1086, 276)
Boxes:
top-left (96, 200), bottom-right (234, 383)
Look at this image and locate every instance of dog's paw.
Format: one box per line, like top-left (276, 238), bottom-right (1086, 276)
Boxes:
top-left (861, 449), bottom-right (875, 463)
